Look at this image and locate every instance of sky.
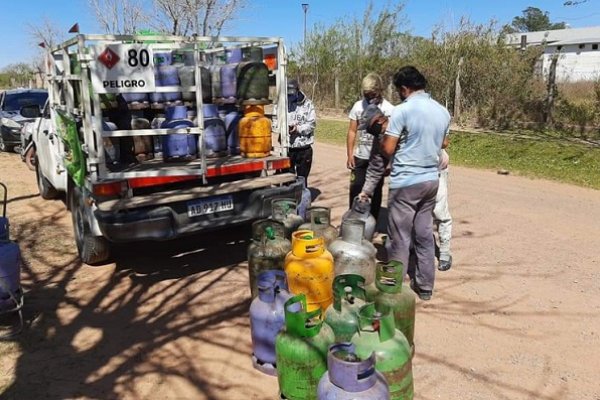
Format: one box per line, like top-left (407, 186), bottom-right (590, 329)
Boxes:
top-left (1, 0), bottom-right (599, 70)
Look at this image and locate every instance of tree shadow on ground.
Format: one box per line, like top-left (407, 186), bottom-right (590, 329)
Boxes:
top-left (1, 201), bottom-right (273, 399)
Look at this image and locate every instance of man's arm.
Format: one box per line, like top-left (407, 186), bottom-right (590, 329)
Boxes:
top-left (381, 134), bottom-right (399, 159)
top-left (346, 119), bottom-right (358, 169)
top-left (296, 101), bottom-right (316, 136)
top-left (361, 136), bottom-right (388, 197)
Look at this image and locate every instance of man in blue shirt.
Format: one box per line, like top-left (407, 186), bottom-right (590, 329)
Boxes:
top-left (360, 66), bottom-right (450, 300)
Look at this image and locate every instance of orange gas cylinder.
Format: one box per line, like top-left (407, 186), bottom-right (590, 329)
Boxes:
top-left (239, 105), bottom-right (272, 158)
top-left (284, 230), bottom-right (334, 313)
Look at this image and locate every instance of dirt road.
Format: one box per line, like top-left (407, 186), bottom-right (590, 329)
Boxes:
top-left (1, 142), bottom-right (599, 400)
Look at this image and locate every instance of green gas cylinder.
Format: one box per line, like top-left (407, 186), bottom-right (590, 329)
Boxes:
top-left (368, 261), bottom-right (416, 354)
top-left (324, 274), bottom-right (367, 342)
top-left (276, 294), bottom-right (335, 400)
top-left (351, 303), bottom-right (414, 400)
top-left (248, 219), bottom-right (291, 298)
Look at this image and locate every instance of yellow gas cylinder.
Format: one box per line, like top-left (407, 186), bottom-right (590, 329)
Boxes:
top-left (239, 105), bottom-right (272, 158)
top-left (284, 230), bottom-right (334, 313)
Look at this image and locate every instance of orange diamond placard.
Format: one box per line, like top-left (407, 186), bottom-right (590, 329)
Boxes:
top-left (98, 48), bottom-right (120, 69)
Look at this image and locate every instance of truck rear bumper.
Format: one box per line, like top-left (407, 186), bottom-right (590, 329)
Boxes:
top-left (94, 175), bottom-right (304, 242)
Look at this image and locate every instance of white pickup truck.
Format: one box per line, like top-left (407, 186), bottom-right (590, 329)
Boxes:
top-left (30, 33), bottom-right (302, 264)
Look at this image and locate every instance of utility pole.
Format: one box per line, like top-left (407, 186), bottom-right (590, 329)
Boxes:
top-left (302, 3), bottom-right (309, 64)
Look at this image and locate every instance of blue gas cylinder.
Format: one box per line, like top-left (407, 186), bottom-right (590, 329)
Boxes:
top-left (224, 110), bottom-right (241, 155)
top-left (204, 103), bottom-right (227, 157)
top-left (0, 217), bottom-right (8, 241)
top-left (150, 68), bottom-right (164, 103)
top-left (250, 270), bottom-right (292, 376)
top-left (220, 63), bottom-right (238, 101)
top-left (317, 343), bottom-right (390, 400)
top-left (0, 241), bottom-right (21, 305)
top-left (154, 52), bottom-right (172, 66)
top-left (161, 105), bottom-right (197, 161)
top-left (204, 118), bottom-right (227, 157)
top-left (158, 65), bottom-right (181, 102)
top-left (225, 47), bottom-right (243, 63)
top-left (122, 92), bottom-right (149, 104)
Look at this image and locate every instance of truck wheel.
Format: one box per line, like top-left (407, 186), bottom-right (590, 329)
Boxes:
top-left (24, 146), bottom-right (36, 171)
top-left (35, 156), bottom-right (59, 199)
top-left (69, 186), bottom-right (110, 265)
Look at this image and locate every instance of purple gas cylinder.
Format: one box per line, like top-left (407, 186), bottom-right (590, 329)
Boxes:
top-left (0, 183), bottom-right (8, 241)
top-left (317, 343), bottom-right (390, 400)
top-left (250, 270), bottom-right (292, 375)
top-left (0, 241), bottom-right (22, 311)
top-left (161, 105), bottom-right (197, 161)
top-left (203, 105), bottom-right (226, 157)
top-left (224, 110), bottom-right (241, 155)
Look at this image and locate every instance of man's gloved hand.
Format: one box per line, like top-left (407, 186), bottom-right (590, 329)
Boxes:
top-left (289, 125), bottom-right (299, 146)
top-left (359, 104), bottom-right (386, 136)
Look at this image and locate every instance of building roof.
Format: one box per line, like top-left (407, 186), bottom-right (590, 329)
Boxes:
top-left (506, 26), bottom-right (600, 47)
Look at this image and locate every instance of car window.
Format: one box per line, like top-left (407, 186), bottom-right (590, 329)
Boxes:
top-left (3, 92), bottom-right (48, 112)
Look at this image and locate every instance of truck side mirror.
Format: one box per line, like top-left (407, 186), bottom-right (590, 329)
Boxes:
top-left (20, 104), bottom-right (42, 118)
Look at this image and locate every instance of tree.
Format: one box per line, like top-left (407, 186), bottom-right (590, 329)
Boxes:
top-left (88, 0), bottom-right (149, 34)
top-left (505, 7), bottom-right (566, 33)
top-left (152, 0), bottom-right (247, 36)
top-left (27, 18), bottom-right (66, 88)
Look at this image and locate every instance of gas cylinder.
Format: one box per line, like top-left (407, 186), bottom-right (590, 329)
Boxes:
top-left (0, 240), bottom-right (21, 310)
top-left (225, 47), bottom-right (243, 63)
top-left (203, 104), bottom-right (227, 157)
top-left (324, 274), bottom-right (367, 342)
top-left (122, 92), bottom-right (149, 104)
top-left (239, 105), bottom-right (272, 158)
top-left (271, 198), bottom-right (304, 239)
top-left (299, 207), bottom-right (338, 247)
top-left (178, 65), bottom-right (211, 102)
top-left (297, 176), bottom-right (312, 221)
top-left (341, 196), bottom-right (377, 241)
top-left (161, 105), bottom-right (197, 161)
top-left (151, 113), bottom-right (166, 159)
top-left (250, 270), bottom-right (292, 375)
top-left (276, 294), bottom-right (335, 400)
top-left (224, 110), bottom-right (241, 155)
top-left (329, 219), bottom-right (377, 285)
top-left (284, 230), bottom-right (334, 313)
top-left (131, 117), bottom-right (154, 162)
top-left (220, 63), bottom-right (238, 102)
top-left (157, 65), bottom-right (182, 102)
top-left (237, 61), bottom-right (269, 103)
top-left (242, 46), bottom-right (264, 62)
top-left (351, 304), bottom-right (413, 400)
top-left (0, 217), bottom-right (7, 241)
top-left (368, 261), bottom-right (416, 355)
top-left (317, 343), bottom-right (390, 400)
top-left (248, 219), bottom-right (291, 298)
top-left (210, 65), bottom-right (222, 99)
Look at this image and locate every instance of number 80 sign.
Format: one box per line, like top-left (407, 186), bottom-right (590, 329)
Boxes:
top-left (90, 44), bottom-right (156, 94)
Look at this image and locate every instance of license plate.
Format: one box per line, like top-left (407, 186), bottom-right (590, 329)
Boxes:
top-left (187, 196), bottom-right (234, 217)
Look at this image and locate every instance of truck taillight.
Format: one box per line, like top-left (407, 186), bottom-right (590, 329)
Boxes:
top-left (267, 159), bottom-right (290, 170)
top-left (128, 176), bottom-right (198, 189)
top-left (93, 181), bottom-right (128, 196)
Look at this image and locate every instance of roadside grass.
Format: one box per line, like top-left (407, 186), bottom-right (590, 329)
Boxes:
top-left (316, 119), bottom-right (600, 190)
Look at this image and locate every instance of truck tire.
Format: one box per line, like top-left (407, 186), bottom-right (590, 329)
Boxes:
top-left (69, 186), bottom-right (110, 265)
top-left (36, 156), bottom-right (59, 199)
top-left (24, 145), bottom-right (36, 171)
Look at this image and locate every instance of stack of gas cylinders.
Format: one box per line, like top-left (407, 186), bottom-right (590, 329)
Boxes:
top-left (103, 45), bottom-right (276, 165)
top-left (248, 196), bottom-right (416, 400)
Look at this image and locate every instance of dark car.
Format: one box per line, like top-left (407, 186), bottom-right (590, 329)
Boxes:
top-left (0, 88), bottom-right (48, 152)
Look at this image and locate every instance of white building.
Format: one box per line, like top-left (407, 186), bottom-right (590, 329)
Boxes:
top-left (506, 26), bottom-right (600, 82)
